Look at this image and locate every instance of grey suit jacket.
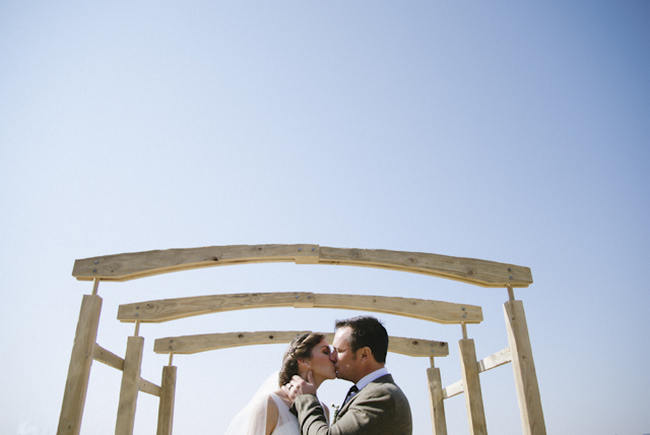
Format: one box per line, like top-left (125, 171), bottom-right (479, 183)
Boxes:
top-left (294, 374), bottom-right (412, 435)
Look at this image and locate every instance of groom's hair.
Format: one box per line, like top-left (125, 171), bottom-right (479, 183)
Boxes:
top-left (335, 316), bottom-right (388, 363)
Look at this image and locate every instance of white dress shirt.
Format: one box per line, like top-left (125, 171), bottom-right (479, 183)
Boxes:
top-left (347, 367), bottom-right (389, 402)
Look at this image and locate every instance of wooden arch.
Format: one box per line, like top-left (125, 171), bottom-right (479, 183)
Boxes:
top-left (72, 244), bottom-right (533, 287)
top-left (58, 245), bottom-right (545, 435)
top-left (117, 292), bottom-right (483, 324)
top-left (153, 331), bottom-right (449, 357)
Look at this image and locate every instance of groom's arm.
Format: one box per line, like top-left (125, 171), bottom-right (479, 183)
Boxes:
top-left (293, 394), bottom-right (330, 434)
top-left (294, 389), bottom-right (393, 435)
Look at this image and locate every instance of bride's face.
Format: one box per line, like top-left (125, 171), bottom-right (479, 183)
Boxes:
top-left (306, 338), bottom-right (336, 380)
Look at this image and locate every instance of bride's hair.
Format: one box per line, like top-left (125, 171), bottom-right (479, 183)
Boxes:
top-left (278, 332), bottom-right (325, 386)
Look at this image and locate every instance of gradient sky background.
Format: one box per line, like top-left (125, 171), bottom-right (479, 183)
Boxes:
top-left (1, 1), bottom-right (649, 434)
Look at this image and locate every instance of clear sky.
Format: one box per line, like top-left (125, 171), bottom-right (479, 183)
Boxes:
top-left (1, 1), bottom-right (648, 434)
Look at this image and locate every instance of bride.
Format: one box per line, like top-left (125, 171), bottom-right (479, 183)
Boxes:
top-left (225, 332), bottom-right (336, 435)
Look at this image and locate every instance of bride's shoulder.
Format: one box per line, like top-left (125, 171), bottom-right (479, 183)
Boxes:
top-left (266, 395), bottom-right (279, 432)
top-left (269, 390), bottom-right (292, 408)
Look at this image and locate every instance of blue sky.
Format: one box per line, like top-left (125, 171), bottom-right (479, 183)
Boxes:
top-left (1, 1), bottom-right (648, 434)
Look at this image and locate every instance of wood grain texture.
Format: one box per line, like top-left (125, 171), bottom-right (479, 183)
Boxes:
top-left (93, 344), bottom-right (124, 371)
top-left (118, 292), bottom-right (482, 325)
top-left (72, 244), bottom-right (532, 287)
top-left (459, 338), bottom-right (487, 435)
top-left (504, 300), bottom-right (546, 435)
top-left (427, 367), bottom-right (448, 435)
top-left (138, 378), bottom-right (161, 397)
top-left (443, 347), bottom-right (512, 399)
top-left (443, 380), bottom-right (464, 399)
top-left (115, 336), bottom-right (144, 435)
top-left (57, 295), bottom-right (102, 435)
top-left (477, 347), bottom-right (511, 372)
top-left (319, 247), bottom-right (531, 287)
top-left (153, 331), bottom-right (449, 357)
top-left (156, 366), bottom-right (176, 435)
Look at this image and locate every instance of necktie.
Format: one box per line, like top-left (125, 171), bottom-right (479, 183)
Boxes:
top-left (342, 385), bottom-right (359, 406)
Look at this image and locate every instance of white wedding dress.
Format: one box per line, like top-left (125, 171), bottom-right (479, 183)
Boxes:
top-left (268, 393), bottom-right (300, 435)
top-left (224, 374), bottom-right (300, 435)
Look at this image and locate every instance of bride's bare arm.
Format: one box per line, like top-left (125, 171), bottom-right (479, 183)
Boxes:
top-left (265, 396), bottom-right (279, 435)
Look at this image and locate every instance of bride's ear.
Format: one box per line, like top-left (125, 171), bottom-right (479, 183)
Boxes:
top-left (298, 358), bottom-right (312, 370)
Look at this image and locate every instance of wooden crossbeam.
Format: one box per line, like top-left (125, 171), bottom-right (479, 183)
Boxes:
top-left (72, 244), bottom-right (532, 287)
top-left (443, 347), bottom-right (512, 399)
top-left (478, 347), bottom-right (512, 372)
top-left (93, 344), bottom-right (124, 371)
top-left (444, 379), bottom-right (465, 399)
top-left (117, 292), bottom-right (482, 325)
top-left (138, 378), bottom-right (162, 397)
top-left (91, 343), bottom-right (161, 398)
top-left (153, 331), bottom-right (449, 358)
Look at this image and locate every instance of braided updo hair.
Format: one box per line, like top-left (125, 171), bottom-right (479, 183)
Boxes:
top-left (278, 332), bottom-right (325, 387)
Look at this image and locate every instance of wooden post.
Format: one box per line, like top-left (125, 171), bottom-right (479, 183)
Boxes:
top-left (426, 359), bottom-right (447, 435)
top-left (504, 300), bottom-right (546, 435)
top-left (115, 336), bottom-right (144, 435)
top-left (156, 365), bottom-right (177, 435)
top-left (57, 294), bottom-right (102, 435)
top-left (459, 338), bottom-right (487, 435)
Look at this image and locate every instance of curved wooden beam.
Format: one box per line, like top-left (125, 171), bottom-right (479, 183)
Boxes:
top-left (73, 244), bottom-right (532, 288)
top-left (117, 292), bottom-right (483, 325)
top-left (153, 331), bottom-right (449, 358)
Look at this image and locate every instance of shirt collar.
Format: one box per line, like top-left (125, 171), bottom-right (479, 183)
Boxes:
top-left (355, 367), bottom-right (389, 391)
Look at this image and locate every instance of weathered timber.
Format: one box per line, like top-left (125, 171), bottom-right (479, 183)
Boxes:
top-left (156, 366), bottom-right (176, 435)
top-left (443, 347), bottom-right (512, 399)
top-left (118, 292), bottom-right (482, 325)
top-left (504, 300), bottom-right (546, 435)
top-left (459, 338), bottom-right (487, 435)
top-left (115, 336), bottom-right (144, 435)
top-left (93, 344), bottom-right (124, 371)
top-left (477, 347), bottom-right (511, 372)
top-left (72, 244), bottom-right (532, 287)
top-left (138, 378), bottom-right (161, 397)
top-left (153, 331), bottom-right (449, 358)
top-left (57, 295), bottom-right (102, 435)
top-left (427, 366), bottom-right (448, 435)
top-left (443, 380), bottom-right (464, 399)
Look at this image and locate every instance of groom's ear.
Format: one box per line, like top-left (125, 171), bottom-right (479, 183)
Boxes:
top-left (358, 346), bottom-right (372, 360)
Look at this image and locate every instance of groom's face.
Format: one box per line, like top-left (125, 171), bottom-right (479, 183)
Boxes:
top-left (332, 326), bottom-right (361, 383)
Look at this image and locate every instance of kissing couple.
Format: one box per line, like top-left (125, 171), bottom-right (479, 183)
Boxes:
top-left (225, 316), bottom-right (413, 435)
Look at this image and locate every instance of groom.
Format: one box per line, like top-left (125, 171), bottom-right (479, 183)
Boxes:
top-left (285, 316), bottom-right (412, 434)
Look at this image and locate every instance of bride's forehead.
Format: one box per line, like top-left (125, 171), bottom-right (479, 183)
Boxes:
top-left (316, 338), bottom-right (330, 347)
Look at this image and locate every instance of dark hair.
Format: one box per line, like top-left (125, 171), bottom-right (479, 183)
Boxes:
top-left (278, 332), bottom-right (325, 386)
top-left (335, 316), bottom-right (388, 363)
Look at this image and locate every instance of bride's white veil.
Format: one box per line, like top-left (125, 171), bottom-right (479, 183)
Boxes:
top-left (224, 371), bottom-right (280, 435)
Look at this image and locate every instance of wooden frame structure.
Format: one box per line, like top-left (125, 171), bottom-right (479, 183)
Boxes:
top-left (57, 244), bottom-right (545, 435)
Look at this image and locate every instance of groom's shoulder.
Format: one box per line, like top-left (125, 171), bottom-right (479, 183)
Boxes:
top-left (370, 374), bottom-right (399, 389)
top-left (377, 376), bottom-right (411, 418)
top-left (368, 375), bottom-right (407, 398)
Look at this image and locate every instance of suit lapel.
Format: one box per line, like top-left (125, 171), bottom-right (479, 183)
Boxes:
top-left (335, 374), bottom-right (394, 421)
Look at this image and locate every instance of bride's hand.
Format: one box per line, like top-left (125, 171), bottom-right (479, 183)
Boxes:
top-left (282, 371), bottom-right (316, 402)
